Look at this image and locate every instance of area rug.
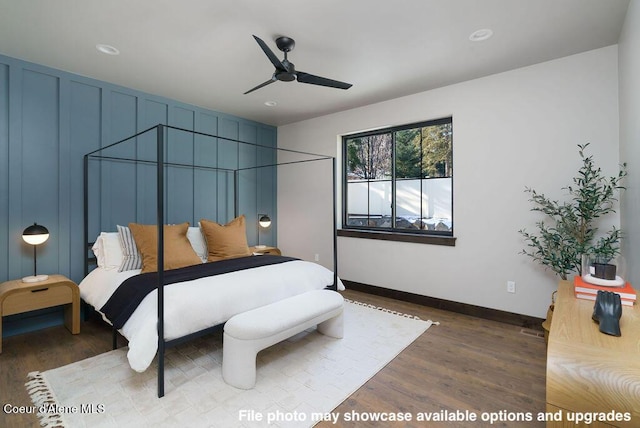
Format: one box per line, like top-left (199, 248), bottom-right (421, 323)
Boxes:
top-left (26, 300), bottom-right (435, 428)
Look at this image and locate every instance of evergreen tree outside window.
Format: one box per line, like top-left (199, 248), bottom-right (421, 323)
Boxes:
top-left (343, 117), bottom-right (453, 235)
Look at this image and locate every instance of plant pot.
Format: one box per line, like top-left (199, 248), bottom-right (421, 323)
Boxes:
top-left (593, 263), bottom-right (617, 280)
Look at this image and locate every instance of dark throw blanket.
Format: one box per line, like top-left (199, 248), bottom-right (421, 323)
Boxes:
top-left (100, 255), bottom-right (299, 329)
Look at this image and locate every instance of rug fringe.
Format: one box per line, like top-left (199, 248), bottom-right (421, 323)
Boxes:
top-left (25, 371), bottom-right (66, 428)
top-left (345, 298), bottom-right (439, 325)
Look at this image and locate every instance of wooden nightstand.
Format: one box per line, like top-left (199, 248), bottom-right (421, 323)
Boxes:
top-left (0, 274), bottom-right (80, 353)
top-left (249, 246), bottom-right (282, 256)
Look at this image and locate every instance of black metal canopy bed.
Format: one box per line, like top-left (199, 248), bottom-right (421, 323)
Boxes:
top-left (81, 124), bottom-right (339, 397)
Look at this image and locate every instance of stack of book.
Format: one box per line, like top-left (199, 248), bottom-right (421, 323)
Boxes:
top-left (574, 276), bottom-right (637, 306)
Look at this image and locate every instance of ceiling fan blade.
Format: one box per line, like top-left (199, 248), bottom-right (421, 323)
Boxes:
top-left (243, 77), bottom-right (276, 95)
top-left (253, 35), bottom-right (286, 72)
top-left (297, 71), bottom-right (352, 90)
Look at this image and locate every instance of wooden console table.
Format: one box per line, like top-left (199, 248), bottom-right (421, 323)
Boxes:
top-left (546, 280), bottom-right (640, 427)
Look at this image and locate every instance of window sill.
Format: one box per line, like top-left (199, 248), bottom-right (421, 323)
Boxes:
top-left (337, 229), bottom-right (456, 246)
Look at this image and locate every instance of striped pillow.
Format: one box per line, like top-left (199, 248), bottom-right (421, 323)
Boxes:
top-left (117, 225), bottom-right (142, 272)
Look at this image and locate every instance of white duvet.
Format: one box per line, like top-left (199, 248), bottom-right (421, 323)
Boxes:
top-left (79, 260), bottom-right (344, 372)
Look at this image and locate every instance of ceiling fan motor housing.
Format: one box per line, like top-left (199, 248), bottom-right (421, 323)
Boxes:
top-left (276, 59), bottom-right (296, 81)
top-left (276, 71), bottom-right (296, 82)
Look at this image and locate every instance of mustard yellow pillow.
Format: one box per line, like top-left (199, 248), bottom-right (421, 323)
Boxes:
top-left (128, 222), bottom-right (202, 273)
top-left (200, 216), bottom-right (251, 262)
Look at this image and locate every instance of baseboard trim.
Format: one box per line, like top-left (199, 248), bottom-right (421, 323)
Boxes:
top-left (343, 280), bottom-right (544, 330)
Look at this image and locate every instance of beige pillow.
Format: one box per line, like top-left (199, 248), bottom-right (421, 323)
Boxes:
top-left (200, 216), bottom-right (251, 262)
top-left (128, 222), bottom-right (202, 273)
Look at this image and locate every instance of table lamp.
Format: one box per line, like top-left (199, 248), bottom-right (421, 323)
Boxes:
top-left (259, 214), bottom-right (271, 228)
top-left (22, 223), bottom-right (49, 283)
top-left (257, 214), bottom-right (271, 248)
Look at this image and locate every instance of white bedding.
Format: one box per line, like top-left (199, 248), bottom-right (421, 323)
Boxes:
top-left (79, 260), bottom-right (345, 372)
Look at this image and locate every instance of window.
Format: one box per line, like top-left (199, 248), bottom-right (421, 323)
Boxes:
top-left (341, 117), bottom-right (453, 242)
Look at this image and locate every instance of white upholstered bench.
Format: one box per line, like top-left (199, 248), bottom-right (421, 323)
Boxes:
top-left (222, 289), bottom-right (344, 389)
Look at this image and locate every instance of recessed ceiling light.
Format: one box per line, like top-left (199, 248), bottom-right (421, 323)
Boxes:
top-left (264, 101), bottom-right (277, 107)
top-left (469, 29), bottom-right (494, 42)
top-left (96, 44), bottom-right (120, 55)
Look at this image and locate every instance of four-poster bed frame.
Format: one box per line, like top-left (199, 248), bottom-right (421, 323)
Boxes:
top-left (83, 124), bottom-right (338, 397)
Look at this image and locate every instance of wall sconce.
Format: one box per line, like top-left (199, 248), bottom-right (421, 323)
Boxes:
top-left (22, 223), bottom-right (49, 283)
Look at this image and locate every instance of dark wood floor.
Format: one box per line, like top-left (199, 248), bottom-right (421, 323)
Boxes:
top-left (0, 289), bottom-right (547, 428)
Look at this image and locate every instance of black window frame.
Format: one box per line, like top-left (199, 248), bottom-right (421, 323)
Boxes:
top-left (339, 117), bottom-right (455, 246)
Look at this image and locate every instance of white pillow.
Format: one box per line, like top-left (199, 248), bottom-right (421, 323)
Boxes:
top-left (91, 236), bottom-right (106, 268)
top-left (92, 232), bottom-right (123, 269)
top-left (101, 232), bottom-right (123, 268)
top-left (187, 226), bottom-right (207, 262)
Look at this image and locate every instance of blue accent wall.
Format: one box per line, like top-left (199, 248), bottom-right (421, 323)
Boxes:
top-left (0, 54), bottom-right (277, 337)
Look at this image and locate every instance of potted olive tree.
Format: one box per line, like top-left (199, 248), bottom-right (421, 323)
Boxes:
top-left (519, 144), bottom-right (626, 280)
top-left (519, 144), bottom-right (626, 339)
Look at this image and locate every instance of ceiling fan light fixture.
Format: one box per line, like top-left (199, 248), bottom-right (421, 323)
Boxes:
top-left (96, 44), bottom-right (120, 55)
top-left (469, 29), bottom-right (494, 42)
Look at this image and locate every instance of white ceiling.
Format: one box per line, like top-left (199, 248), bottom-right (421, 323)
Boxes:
top-left (0, 0), bottom-right (630, 126)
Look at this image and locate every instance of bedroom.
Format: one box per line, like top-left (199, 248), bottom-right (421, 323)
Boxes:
top-left (1, 0), bottom-right (639, 427)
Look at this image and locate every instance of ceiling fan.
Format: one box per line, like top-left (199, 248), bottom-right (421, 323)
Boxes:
top-left (244, 35), bottom-right (353, 95)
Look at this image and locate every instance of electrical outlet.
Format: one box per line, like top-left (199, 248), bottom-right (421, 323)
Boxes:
top-left (507, 281), bottom-right (516, 293)
top-left (314, 253), bottom-right (320, 262)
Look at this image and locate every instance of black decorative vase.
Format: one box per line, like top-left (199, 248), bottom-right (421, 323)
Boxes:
top-left (593, 263), bottom-right (617, 280)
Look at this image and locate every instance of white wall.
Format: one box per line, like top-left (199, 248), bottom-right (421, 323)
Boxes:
top-left (619, 0), bottom-right (640, 287)
top-left (278, 46), bottom-right (620, 318)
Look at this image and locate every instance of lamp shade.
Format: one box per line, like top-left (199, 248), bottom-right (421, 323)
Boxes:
top-left (258, 215), bottom-right (271, 228)
top-left (22, 223), bottom-right (49, 245)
